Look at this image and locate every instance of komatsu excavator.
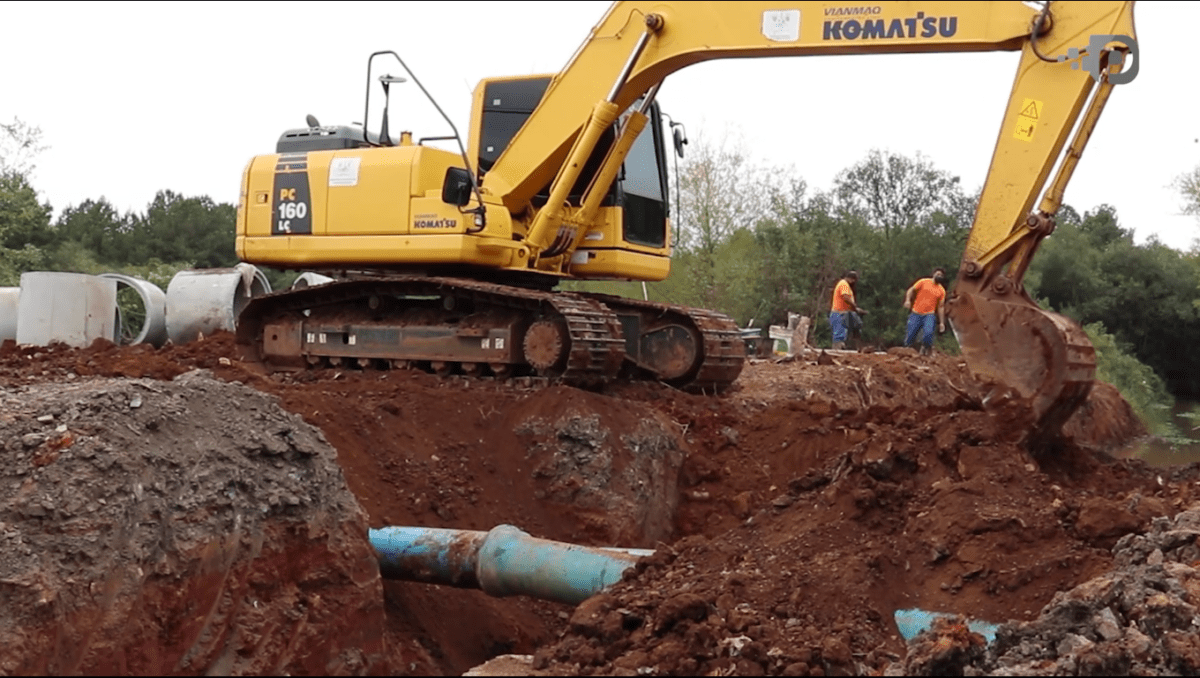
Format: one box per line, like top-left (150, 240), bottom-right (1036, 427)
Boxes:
top-left (231, 1), bottom-right (1137, 446)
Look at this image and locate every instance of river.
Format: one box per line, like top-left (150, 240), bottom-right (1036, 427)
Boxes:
top-left (1112, 400), bottom-right (1200, 468)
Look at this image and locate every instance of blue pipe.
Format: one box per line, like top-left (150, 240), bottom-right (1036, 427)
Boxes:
top-left (894, 608), bottom-right (1001, 644)
top-left (368, 524), bottom-right (654, 606)
top-left (369, 526), bottom-right (490, 588)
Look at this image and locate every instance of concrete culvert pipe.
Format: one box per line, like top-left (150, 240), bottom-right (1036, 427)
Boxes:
top-left (16, 272), bottom-right (117, 348)
top-left (165, 263), bottom-right (272, 345)
top-left (0, 287), bottom-right (18, 342)
top-left (98, 273), bottom-right (168, 348)
top-left (291, 272), bottom-right (335, 290)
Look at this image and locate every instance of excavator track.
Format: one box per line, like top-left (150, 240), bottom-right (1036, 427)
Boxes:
top-left (577, 291), bottom-right (746, 394)
top-left (234, 276), bottom-right (745, 393)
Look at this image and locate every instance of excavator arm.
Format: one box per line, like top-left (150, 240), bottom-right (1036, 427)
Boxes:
top-left (479, 1), bottom-right (1138, 447)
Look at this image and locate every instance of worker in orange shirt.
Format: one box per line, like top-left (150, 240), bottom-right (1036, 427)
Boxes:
top-left (830, 270), bottom-right (866, 350)
top-left (903, 267), bottom-right (948, 355)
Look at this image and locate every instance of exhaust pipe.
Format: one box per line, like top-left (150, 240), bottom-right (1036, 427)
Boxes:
top-left (368, 524), bottom-right (654, 606)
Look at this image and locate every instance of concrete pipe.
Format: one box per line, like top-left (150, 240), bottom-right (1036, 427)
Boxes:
top-left (290, 272), bottom-right (335, 290)
top-left (0, 287), bottom-right (18, 342)
top-left (369, 524), bottom-right (654, 606)
top-left (98, 273), bottom-right (168, 347)
top-left (165, 263), bottom-right (272, 345)
top-left (16, 272), bottom-right (117, 348)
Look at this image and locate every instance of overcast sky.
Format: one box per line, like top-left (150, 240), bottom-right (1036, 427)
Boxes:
top-left (3, 1), bottom-right (1198, 251)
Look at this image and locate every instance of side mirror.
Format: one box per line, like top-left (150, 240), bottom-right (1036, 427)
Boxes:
top-left (672, 126), bottom-right (688, 159)
top-left (442, 166), bottom-right (473, 207)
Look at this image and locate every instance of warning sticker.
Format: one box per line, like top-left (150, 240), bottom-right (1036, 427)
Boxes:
top-left (1012, 98), bottom-right (1043, 143)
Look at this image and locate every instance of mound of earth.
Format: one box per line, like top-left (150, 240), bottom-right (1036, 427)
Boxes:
top-left (526, 369), bottom-right (1200, 676)
top-left (0, 334), bottom-right (1190, 677)
top-left (0, 370), bottom-right (390, 675)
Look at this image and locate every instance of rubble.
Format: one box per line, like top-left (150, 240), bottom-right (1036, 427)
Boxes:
top-left (889, 507), bottom-right (1200, 676)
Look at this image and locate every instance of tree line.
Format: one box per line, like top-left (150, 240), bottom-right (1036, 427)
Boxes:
top-left (4, 115), bottom-right (1200, 438)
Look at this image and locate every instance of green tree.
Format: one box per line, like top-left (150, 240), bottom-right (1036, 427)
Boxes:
top-left (131, 190), bottom-right (238, 268)
top-left (0, 116), bottom-right (53, 284)
top-left (831, 148), bottom-right (967, 240)
top-left (1083, 320), bottom-right (1182, 440)
top-left (49, 198), bottom-right (136, 265)
top-left (1173, 164), bottom-right (1200, 222)
top-left (672, 128), bottom-right (792, 311)
top-left (0, 172), bottom-right (52, 285)
top-left (0, 117), bottom-right (48, 178)
top-left (749, 187), bottom-right (873, 335)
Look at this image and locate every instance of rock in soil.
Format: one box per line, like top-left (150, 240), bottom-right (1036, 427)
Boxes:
top-left (0, 369), bottom-right (389, 675)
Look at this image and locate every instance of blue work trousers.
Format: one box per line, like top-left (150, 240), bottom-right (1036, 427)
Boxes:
top-left (830, 311), bottom-right (849, 343)
top-left (905, 313), bottom-right (937, 348)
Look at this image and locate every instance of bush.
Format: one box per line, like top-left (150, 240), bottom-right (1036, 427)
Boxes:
top-left (1082, 320), bottom-right (1185, 442)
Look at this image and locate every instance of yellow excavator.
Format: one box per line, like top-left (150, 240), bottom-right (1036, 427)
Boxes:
top-left (231, 1), bottom-right (1137, 444)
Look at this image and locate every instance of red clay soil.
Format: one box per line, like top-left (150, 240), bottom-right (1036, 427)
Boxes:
top-left (1, 334), bottom-right (1193, 676)
top-left (0, 370), bottom-right (388, 675)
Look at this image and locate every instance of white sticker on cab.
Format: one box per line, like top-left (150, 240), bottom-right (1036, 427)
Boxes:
top-left (329, 157), bottom-right (362, 187)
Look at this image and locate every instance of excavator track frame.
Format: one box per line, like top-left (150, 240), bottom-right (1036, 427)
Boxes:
top-left (234, 276), bottom-right (745, 394)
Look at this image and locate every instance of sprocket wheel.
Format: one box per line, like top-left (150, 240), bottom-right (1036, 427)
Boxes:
top-left (523, 319), bottom-right (569, 376)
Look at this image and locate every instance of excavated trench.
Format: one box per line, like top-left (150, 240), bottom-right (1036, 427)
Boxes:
top-left (2, 332), bottom-right (1199, 676)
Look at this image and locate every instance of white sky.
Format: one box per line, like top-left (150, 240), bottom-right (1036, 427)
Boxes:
top-left (3, 1), bottom-right (1198, 251)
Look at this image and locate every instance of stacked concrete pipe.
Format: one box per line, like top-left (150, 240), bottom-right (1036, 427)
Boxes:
top-left (3, 265), bottom-right (316, 349)
top-left (0, 287), bottom-right (18, 342)
top-left (165, 263), bottom-right (272, 345)
top-left (15, 272), bottom-right (118, 348)
top-left (98, 273), bottom-right (168, 347)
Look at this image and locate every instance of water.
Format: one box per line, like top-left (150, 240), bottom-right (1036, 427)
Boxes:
top-left (1113, 400), bottom-right (1200, 469)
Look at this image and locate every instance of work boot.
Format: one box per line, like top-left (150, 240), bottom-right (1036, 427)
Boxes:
top-left (919, 345), bottom-right (931, 356)
top-left (833, 341), bottom-right (845, 350)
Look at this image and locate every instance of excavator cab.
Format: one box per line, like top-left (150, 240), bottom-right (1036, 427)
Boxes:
top-left (470, 75), bottom-right (673, 271)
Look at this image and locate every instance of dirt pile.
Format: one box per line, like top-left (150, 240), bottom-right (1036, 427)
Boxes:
top-left (892, 505), bottom-right (1200, 676)
top-left (0, 370), bottom-right (390, 675)
top-left (524, 353), bottom-right (1197, 677)
top-left (0, 335), bottom-right (1189, 677)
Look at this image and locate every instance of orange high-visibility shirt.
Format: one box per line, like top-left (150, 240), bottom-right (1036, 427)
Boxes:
top-left (832, 279), bottom-right (854, 312)
top-left (911, 278), bottom-right (946, 315)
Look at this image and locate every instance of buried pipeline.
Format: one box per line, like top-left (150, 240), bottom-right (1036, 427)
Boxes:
top-left (368, 524), bottom-right (654, 606)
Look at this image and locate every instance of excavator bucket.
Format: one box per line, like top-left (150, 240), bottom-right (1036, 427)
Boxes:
top-left (948, 291), bottom-right (1096, 452)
